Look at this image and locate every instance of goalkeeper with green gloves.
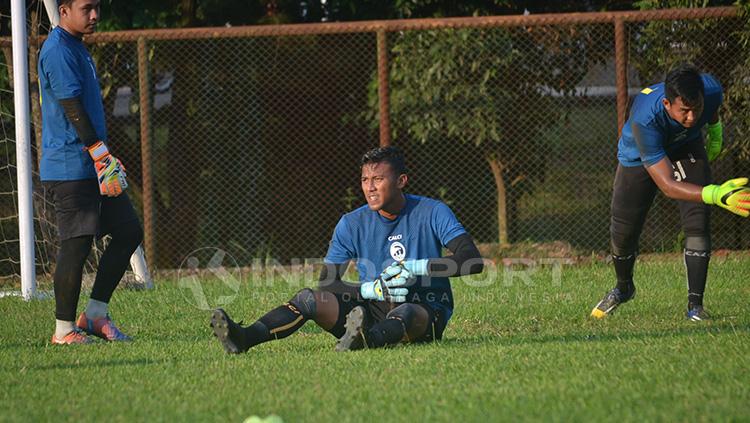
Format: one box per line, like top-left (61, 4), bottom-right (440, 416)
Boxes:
top-left (211, 147), bottom-right (484, 353)
top-left (591, 63), bottom-right (750, 321)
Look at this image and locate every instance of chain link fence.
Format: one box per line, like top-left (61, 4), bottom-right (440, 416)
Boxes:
top-left (1, 7), bottom-right (749, 281)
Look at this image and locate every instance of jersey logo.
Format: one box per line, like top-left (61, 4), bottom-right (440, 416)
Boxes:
top-left (390, 242), bottom-right (406, 262)
top-left (641, 87), bottom-right (654, 95)
top-left (672, 160), bottom-right (687, 182)
top-left (387, 234), bottom-right (402, 241)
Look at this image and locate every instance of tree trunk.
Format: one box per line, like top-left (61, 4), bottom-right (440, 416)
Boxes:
top-left (486, 154), bottom-right (510, 248)
top-left (179, 0), bottom-right (197, 27)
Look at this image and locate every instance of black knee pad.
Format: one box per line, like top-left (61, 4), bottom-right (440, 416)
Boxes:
top-left (685, 236), bottom-right (710, 253)
top-left (385, 303), bottom-right (421, 328)
top-left (288, 288), bottom-right (317, 319)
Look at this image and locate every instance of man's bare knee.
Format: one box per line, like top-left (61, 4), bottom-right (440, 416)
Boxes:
top-left (312, 290), bottom-right (339, 331)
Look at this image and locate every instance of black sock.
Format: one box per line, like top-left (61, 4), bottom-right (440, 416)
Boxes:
top-left (241, 321), bottom-right (271, 349)
top-left (54, 236), bottom-right (94, 321)
top-left (251, 303), bottom-right (308, 345)
top-left (685, 249), bottom-right (710, 306)
top-left (612, 254), bottom-right (636, 294)
top-left (367, 318), bottom-right (405, 348)
top-left (91, 223), bottom-right (143, 303)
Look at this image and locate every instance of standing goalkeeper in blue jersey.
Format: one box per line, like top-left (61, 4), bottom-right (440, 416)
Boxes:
top-left (211, 147), bottom-right (484, 353)
top-left (591, 64), bottom-right (750, 321)
top-left (40, 0), bottom-right (143, 344)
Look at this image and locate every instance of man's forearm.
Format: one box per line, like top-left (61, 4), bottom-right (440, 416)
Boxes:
top-left (59, 97), bottom-right (98, 146)
top-left (427, 233), bottom-right (484, 277)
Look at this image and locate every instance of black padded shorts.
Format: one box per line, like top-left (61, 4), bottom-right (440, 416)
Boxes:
top-left (43, 179), bottom-right (140, 241)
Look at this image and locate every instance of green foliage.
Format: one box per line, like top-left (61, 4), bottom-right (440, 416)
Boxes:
top-left (369, 25), bottom-right (609, 243)
top-left (90, 0), bottom-right (642, 31)
top-left (340, 187), bottom-right (359, 211)
top-left (98, 0), bottom-right (182, 30)
top-left (631, 0), bottom-right (740, 85)
top-left (377, 24), bottom-right (610, 155)
top-left (383, 28), bottom-right (518, 147)
top-left (630, 0), bottom-right (750, 160)
top-left (724, 1), bottom-right (750, 160)
top-left (0, 51), bottom-right (12, 119)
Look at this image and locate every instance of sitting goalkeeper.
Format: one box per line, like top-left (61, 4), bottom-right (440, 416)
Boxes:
top-left (591, 63), bottom-right (750, 321)
top-left (211, 146), bottom-right (484, 352)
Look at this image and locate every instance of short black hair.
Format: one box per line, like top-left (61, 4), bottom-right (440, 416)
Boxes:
top-left (664, 63), bottom-right (704, 106)
top-left (58, 0), bottom-right (74, 6)
top-left (361, 146), bottom-right (408, 175)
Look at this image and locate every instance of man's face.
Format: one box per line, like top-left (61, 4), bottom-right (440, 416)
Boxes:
top-left (663, 95), bottom-right (704, 128)
top-left (60, 0), bottom-right (100, 37)
top-left (360, 162), bottom-right (407, 213)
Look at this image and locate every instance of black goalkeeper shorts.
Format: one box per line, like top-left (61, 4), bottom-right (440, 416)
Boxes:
top-left (318, 279), bottom-right (450, 343)
top-left (44, 179), bottom-right (140, 241)
top-left (610, 140), bottom-right (711, 255)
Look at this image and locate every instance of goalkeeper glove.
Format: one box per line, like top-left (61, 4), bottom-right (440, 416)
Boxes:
top-left (384, 259), bottom-right (429, 278)
top-left (705, 121), bottom-right (723, 162)
top-left (360, 266), bottom-right (409, 302)
top-left (87, 141), bottom-right (128, 197)
top-left (702, 178), bottom-right (750, 217)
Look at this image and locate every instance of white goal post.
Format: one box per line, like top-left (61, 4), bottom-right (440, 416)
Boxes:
top-left (11, 0), bottom-right (35, 299)
top-left (9, 0), bottom-right (153, 299)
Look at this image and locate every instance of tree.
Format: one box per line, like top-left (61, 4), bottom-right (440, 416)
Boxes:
top-left (724, 2), bottom-right (750, 161)
top-left (372, 25), bottom-right (609, 246)
top-left (629, 0), bottom-right (747, 161)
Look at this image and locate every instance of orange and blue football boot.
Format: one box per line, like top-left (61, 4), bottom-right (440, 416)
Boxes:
top-left (76, 313), bottom-right (132, 342)
top-left (51, 328), bottom-right (93, 345)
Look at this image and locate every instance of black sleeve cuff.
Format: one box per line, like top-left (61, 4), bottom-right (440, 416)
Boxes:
top-left (59, 97), bottom-right (98, 147)
top-left (428, 233), bottom-right (484, 277)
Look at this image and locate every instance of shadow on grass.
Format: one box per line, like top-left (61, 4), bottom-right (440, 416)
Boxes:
top-left (437, 322), bottom-right (749, 348)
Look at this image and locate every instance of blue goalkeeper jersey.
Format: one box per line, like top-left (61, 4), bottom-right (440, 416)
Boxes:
top-left (325, 194), bottom-right (467, 311)
top-left (617, 73), bottom-right (723, 167)
top-left (38, 26), bottom-right (106, 181)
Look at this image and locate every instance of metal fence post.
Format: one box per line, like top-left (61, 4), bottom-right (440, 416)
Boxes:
top-left (137, 36), bottom-right (155, 268)
top-left (377, 29), bottom-right (391, 147)
top-left (615, 18), bottom-right (628, 136)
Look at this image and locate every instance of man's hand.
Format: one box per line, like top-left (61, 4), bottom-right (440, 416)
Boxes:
top-left (705, 121), bottom-right (723, 162)
top-left (87, 141), bottom-right (128, 197)
top-left (702, 178), bottom-right (750, 217)
top-left (360, 266), bottom-right (409, 302)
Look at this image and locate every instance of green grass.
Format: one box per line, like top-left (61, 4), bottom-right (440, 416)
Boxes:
top-left (1, 254), bottom-right (749, 422)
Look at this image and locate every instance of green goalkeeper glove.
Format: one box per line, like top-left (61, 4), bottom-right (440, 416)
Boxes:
top-left (705, 121), bottom-right (723, 162)
top-left (702, 178), bottom-right (750, 217)
top-left (360, 266), bottom-right (409, 302)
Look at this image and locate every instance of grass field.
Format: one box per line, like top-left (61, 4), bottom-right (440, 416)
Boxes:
top-left (1, 254), bottom-right (749, 422)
